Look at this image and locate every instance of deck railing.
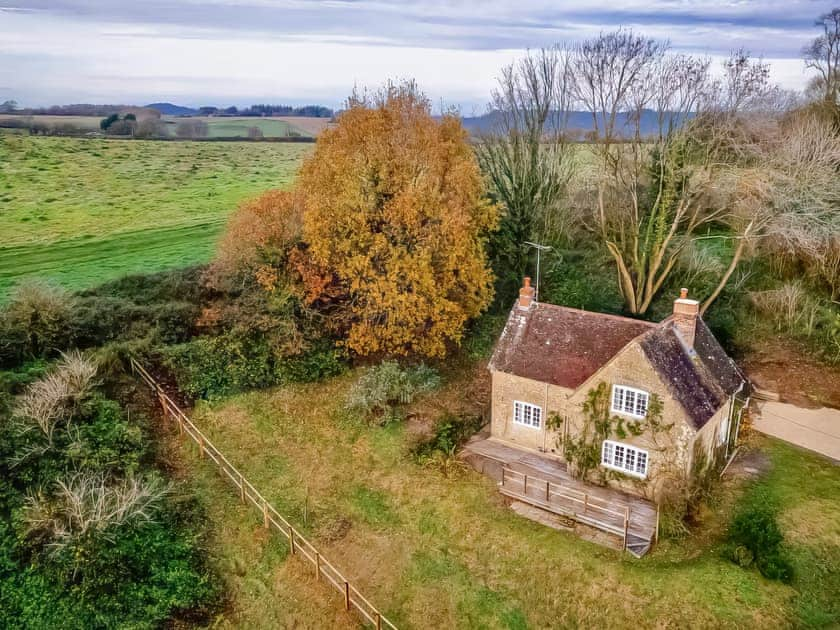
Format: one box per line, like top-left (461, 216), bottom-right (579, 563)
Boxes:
top-left (130, 357), bottom-right (397, 629)
top-left (499, 466), bottom-right (632, 548)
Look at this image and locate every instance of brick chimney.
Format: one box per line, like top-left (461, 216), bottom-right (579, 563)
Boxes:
top-left (518, 277), bottom-right (535, 310)
top-left (673, 287), bottom-right (699, 348)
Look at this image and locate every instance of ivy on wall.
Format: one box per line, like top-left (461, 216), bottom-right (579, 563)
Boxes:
top-left (548, 381), bottom-right (670, 484)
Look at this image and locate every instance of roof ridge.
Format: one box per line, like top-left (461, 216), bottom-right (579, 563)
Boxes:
top-left (533, 301), bottom-right (659, 328)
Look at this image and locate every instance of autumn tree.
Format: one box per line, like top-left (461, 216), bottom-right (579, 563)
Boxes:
top-left (297, 82), bottom-right (498, 358)
top-left (213, 188), bottom-right (304, 290)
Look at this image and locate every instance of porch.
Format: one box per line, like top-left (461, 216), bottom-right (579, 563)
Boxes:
top-left (462, 436), bottom-right (659, 557)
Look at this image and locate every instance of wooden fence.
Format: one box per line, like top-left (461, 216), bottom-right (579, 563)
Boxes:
top-left (129, 357), bottom-right (397, 629)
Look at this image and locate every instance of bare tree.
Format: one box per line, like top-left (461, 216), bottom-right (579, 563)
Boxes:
top-left (569, 32), bottom-right (731, 314)
top-left (572, 30), bottom-right (667, 157)
top-left (175, 119), bottom-right (209, 139)
top-left (803, 8), bottom-right (840, 104)
top-left (475, 46), bottom-right (576, 289)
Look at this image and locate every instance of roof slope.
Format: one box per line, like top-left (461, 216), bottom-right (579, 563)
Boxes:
top-left (640, 325), bottom-right (722, 429)
top-left (489, 303), bottom-right (656, 390)
top-left (693, 319), bottom-right (746, 396)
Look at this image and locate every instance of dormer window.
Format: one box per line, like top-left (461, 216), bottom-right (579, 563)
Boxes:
top-left (611, 385), bottom-right (649, 418)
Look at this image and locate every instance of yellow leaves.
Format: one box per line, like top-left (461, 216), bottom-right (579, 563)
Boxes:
top-left (299, 86), bottom-right (498, 358)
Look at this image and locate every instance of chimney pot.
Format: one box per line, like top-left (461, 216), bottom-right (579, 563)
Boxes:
top-left (673, 288), bottom-right (700, 348)
top-left (518, 276), bottom-right (535, 310)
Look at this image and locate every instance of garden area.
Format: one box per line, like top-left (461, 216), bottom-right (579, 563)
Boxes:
top-left (164, 364), bottom-right (839, 628)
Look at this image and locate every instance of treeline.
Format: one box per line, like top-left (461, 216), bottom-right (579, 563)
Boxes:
top-left (194, 104), bottom-right (333, 117)
top-left (7, 103), bottom-right (144, 116)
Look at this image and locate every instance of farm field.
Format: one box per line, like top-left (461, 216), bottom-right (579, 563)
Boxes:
top-left (0, 134), bottom-right (310, 297)
top-left (0, 114), bottom-right (329, 138)
top-left (171, 367), bottom-right (840, 629)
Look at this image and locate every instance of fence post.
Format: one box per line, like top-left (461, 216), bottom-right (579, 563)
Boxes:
top-left (376, 612), bottom-right (382, 630)
top-left (583, 493), bottom-right (588, 513)
top-left (289, 529), bottom-right (295, 555)
top-left (239, 473), bottom-right (245, 503)
top-left (263, 499), bottom-right (269, 530)
top-left (158, 392), bottom-right (167, 423)
top-left (198, 433), bottom-right (204, 459)
top-left (315, 552), bottom-right (321, 580)
top-left (344, 581), bottom-right (350, 611)
top-left (523, 474), bottom-right (528, 495)
top-left (545, 481), bottom-right (550, 502)
top-left (623, 507), bottom-right (629, 550)
top-left (655, 503), bottom-right (660, 544)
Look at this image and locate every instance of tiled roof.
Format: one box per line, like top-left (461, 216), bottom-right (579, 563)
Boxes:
top-left (488, 302), bottom-right (656, 390)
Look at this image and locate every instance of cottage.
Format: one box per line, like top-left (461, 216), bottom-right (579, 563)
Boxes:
top-left (465, 278), bottom-right (749, 555)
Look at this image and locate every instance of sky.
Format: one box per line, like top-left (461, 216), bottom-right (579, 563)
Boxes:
top-left (0, 1), bottom-right (835, 112)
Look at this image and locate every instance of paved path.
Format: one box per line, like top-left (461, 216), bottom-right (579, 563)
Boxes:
top-left (754, 402), bottom-right (840, 462)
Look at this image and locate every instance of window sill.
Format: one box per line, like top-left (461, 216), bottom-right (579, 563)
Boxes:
top-left (609, 408), bottom-right (647, 420)
top-left (601, 463), bottom-right (647, 479)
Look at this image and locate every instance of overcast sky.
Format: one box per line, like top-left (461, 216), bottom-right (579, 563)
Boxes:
top-left (0, 1), bottom-right (835, 112)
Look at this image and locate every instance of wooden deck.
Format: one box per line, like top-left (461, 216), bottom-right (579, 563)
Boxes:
top-left (462, 437), bottom-right (658, 556)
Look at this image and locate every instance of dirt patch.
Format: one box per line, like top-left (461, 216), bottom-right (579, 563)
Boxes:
top-left (740, 338), bottom-right (840, 408)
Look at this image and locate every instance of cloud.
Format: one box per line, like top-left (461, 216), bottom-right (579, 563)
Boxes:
top-left (0, 0), bottom-right (832, 107)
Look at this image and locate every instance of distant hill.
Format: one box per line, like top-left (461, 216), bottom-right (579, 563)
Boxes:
top-left (459, 109), bottom-right (692, 137)
top-left (146, 102), bottom-right (199, 116)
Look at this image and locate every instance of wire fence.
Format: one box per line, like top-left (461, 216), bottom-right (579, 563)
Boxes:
top-left (130, 357), bottom-right (397, 629)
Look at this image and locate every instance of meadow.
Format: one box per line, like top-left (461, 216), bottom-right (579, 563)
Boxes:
top-left (171, 367), bottom-right (839, 629)
top-left (0, 134), bottom-right (309, 297)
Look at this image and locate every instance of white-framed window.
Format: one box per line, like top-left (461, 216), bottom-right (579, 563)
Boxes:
top-left (602, 440), bottom-right (649, 478)
top-left (513, 401), bottom-right (542, 429)
top-left (611, 385), bottom-right (649, 418)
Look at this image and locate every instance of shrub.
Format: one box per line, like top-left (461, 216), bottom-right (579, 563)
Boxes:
top-left (345, 361), bottom-right (441, 424)
top-left (411, 413), bottom-right (483, 476)
top-left (412, 413), bottom-right (484, 460)
top-left (163, 333), bottom-right (275, 400)
top-left (274, 343), bottom-right (347, 384)
top-left (164, 332), bottom-right (346, 400)
top-left (462, 313), bottom-right (506, 360)
top-left (727, 499), bottom-right (793, 583)
top-left (0, 281), bottom-right (75, 365)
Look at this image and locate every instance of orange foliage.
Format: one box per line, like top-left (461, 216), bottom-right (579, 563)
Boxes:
top-left (297, 83), bottom-right (498, 358)
top-left (214, 188), bottom-right (304, 281)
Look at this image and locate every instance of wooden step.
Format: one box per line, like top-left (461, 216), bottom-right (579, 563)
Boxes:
top-left (625, 533), bottom-right (652, 558)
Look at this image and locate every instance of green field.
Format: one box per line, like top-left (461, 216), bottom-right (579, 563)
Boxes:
top-left (173, 369), bottom-right (840, 628)
top-left (0, 114), bottom-right (328, 138)
top-left (197, 117), bottom-right (300, 137)
top-left (0, 134), bottom-right (310, 297)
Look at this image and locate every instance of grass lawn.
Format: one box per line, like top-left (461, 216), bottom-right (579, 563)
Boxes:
top-left (0, 134), bottom-right (309, 297)
top-left (166, 366), bottom-right (839, 628)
